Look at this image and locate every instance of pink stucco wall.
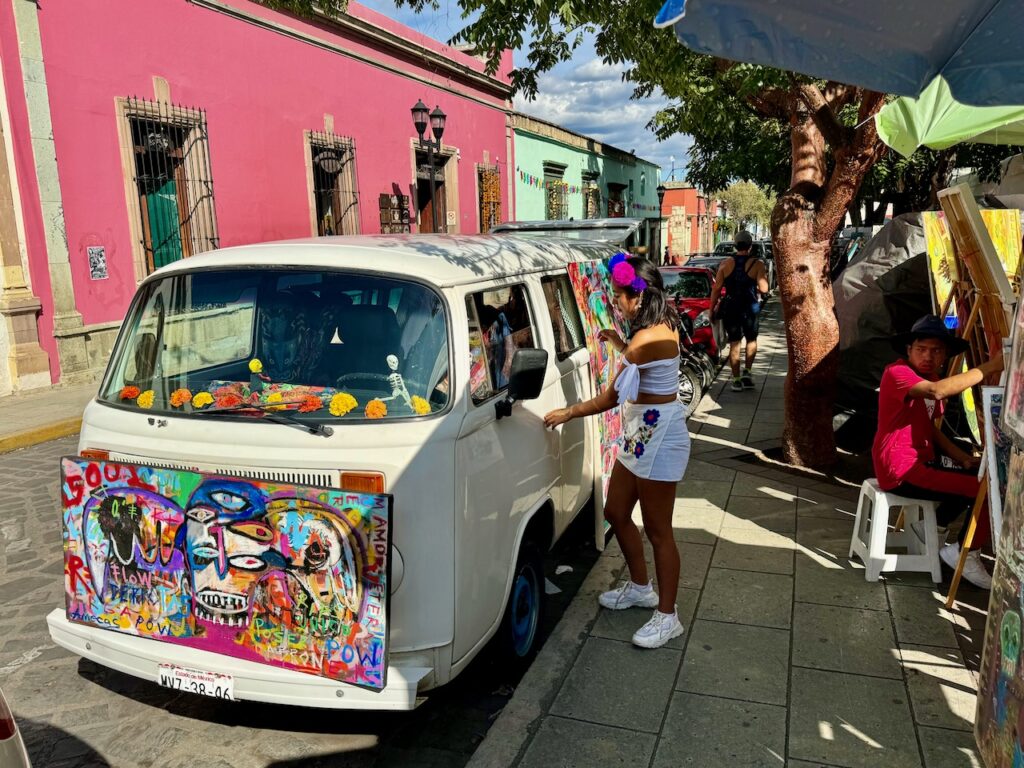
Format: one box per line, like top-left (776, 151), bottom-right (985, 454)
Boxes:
top-left (11, 0), bottom-right (512, 381)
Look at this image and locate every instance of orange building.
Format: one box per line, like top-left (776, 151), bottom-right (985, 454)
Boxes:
top-left (660, 182), bottom-right (713, 262)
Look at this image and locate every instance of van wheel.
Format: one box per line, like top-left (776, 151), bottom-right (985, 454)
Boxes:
top-left (500, 541), bottom-right (545, 663)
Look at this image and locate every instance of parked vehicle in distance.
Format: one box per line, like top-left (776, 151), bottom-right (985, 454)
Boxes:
top-left (659, 266), bottom-right (726, 361)
top-left (684, 254), bottom-right (730, 274)
top-left (0, 686), bottom-right (31, 768)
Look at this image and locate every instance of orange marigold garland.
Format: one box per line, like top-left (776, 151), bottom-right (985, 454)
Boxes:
top-left (365, 399), bottom-right (387, 419)
top-left (216, 393), bottom-right (243, 409)
top-left (410, 395), bottom-right (431, 415)
top-left (119, 385), bottom-right (140, 400)
top-left (170, 388), bottom-right (193, 408)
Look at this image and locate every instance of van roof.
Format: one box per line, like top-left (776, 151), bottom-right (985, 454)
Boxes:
top-left (149, 235), bottom-right (619, 288)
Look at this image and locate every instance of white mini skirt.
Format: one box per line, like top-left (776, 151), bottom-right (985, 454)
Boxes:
top-left (616, 400), bottom-right (690, 482)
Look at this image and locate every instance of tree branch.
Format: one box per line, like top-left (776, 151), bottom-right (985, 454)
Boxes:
top-left (746, 88), bottom-right (790, 120)
top-left (795, 80), bottom-right (853, 149)
top-left (823, 81), bottom-right (858, 111)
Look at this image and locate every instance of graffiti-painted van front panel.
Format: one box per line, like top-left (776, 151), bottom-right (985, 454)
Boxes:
top-left (60, 457), bottom-right (391, 691)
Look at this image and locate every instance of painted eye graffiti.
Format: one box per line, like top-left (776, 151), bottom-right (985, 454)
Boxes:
top-left (228, 555), bottom-right (268, 571)
top-left (229, 521), bottom-right (274, 543)
top-left (210, 491), bottom-right (250, 512)
top-left (186, 507), bottom-right (216, 524)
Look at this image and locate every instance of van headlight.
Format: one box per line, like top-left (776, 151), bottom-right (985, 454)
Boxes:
top-left (694, 310), bottom-right (711, 329)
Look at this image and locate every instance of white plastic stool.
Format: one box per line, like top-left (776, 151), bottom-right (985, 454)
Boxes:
top-left (848, 478), bottom-right (942, 583)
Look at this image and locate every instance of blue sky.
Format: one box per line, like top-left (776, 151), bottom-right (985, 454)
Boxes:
top-left (358, 0), bottom-right (693, 181)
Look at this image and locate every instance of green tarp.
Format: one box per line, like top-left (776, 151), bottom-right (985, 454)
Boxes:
top-left (876, 76), bottom-right (1024, 158)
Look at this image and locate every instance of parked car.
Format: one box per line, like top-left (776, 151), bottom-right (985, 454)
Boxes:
top-left (685, 254), bottom-right (730, 274)
top-left (48, 235), bottom-right (623, 712)
top-left (659, 266), bottom-right (726, 361)
top-left (0, 686), bottom-right (31, 768)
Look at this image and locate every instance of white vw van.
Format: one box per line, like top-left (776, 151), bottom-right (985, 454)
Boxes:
top-left (47, 235), bottom-right (616, 710)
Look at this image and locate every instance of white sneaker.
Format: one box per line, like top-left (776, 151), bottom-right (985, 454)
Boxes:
top-left (632, 610), bottom-right (685, 649)
top-left (598, 581), bottom-right (659, 610)
top-left (939, 543), bottom-right (993, 590)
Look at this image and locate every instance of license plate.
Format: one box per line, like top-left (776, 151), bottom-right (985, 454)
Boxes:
top-left (158, 664), bottom-right (234, 700)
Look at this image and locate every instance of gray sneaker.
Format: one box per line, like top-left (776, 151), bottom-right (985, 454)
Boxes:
top-left (598, 581), bottom-right (659, 610)
top-left (741, 371), bottom-right (754, 389)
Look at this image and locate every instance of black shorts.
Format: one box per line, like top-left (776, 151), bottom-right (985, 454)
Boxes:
top-left (724, 312), bottom-right (759, 343)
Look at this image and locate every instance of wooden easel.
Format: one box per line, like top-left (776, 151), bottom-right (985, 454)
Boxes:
top-left (934, 185), bottom-right (1018, 608)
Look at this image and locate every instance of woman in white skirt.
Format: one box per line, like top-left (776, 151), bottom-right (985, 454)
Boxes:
top-left (544, 254), bottom-right (690, 649)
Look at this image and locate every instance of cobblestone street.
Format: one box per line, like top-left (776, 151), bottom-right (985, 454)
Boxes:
top-left (0, 437), bottom-right (598, 768)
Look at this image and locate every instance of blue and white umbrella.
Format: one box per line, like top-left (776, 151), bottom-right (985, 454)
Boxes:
top-left (654, 0), bottom-right (1024, 107)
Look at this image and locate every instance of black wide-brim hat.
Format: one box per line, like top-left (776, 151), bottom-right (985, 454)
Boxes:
top-left (891, 314), bottom-right (971, 355)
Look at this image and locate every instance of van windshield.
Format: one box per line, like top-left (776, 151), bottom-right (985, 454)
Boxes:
top-left (99, 269), bottom-right (450, 421)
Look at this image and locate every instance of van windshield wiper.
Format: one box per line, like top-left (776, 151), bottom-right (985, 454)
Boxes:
top-left (191, 402), bottom-right (334, 438)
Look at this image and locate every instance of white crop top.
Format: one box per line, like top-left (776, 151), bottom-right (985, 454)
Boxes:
top-left (613, 356), bottom-right (680, 405)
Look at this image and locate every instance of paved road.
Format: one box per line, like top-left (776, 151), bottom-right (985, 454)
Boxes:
top-left (0, 438), bottom-right (599, 768)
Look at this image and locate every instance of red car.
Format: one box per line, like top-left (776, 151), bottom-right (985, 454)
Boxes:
top-left (659, 266), bottom-right (726, 360)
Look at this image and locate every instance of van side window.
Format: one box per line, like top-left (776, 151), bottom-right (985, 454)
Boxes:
top-left (465, 284), bottom-right (536, 404)
top-left (541, 275), bottom-right (585, 361)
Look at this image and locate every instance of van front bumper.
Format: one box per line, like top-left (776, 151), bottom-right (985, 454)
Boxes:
top-left (47, 609), bottom-right (430, 711)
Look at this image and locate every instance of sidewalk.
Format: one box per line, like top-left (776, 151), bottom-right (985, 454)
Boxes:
top-left (469, 305), bottom-right (989, 768)
top-left (0, 381), bottom-right (95, 453)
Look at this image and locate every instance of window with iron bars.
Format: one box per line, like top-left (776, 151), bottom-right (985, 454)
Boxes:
top-left (124, 98), bottom-right (218, 274)
top-left (309, 131), bottom-right (360, 236)
top-left (478, 166), bottom-right (501, 232)
top-left (583, 173), bottom-right (601, 219)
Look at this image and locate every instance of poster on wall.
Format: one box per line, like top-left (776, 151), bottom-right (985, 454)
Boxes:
top-left (977, 447), bottom-right (1024, 766)
top-left (87, 246), bottom-right (108, 280)
top-left (1006, 299), bottom-right (1024, 448)
top-left (984, 386), bottom-right (1012, 549)
top-left (566, 259), bottom-right (629, 546)
top-left (61, 457), bottom-right (391, 691)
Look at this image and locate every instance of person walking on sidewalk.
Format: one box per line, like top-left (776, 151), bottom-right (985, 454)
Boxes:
top-left (873, 315), bottom-right (1003, 589)
top-left (708, 230), bottom-right (769, 392)
top-left (544, 254), bottom-right (690, 649)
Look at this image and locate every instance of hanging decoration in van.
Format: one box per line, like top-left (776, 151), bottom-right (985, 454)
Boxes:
top-left (566, 258), bottom-right (630, 507)
top-left (60, 456), bottom-right (393, 691)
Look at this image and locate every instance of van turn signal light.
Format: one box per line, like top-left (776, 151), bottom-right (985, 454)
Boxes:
top-left (340, 472), bottom-right (386, 494)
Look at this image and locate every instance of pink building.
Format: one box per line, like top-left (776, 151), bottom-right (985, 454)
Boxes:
top-left (661, 183), bottom-right (712, 260)
top-left (0, 0), bottom-right (515, 395)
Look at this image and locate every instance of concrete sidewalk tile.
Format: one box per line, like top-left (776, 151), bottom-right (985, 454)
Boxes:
top-left (796, 492), bottom-right (858, 521)
top-left (887, 585), bottom-right (961, 649)
top-left (670, 505), bottom-right (725, 546)
top-left (796, 517), bottom-right (854, 554)
top-left (918, 725), bottom-right (981, 768)
top-left (789, 668), bottom-right (921, 768)
top-left (652, 692), bottom-right (786, 768)
top-left (518, 716), bottom-right (656, 768)
top-left (678, 620), bottom-right (790, 706)
top-left (591, 589), bottom-right (699, 649)
top-left (792, 602), bottom-right (901, 679)
top-left (550, 637), bottom-right (681, 733)
top-left (678, 480), bottom-right (734, 509)
top-left (713, 527), bottom-right (795, 575)
top-left (794, 555), bottom-right (888, 612)
top-left (730, 472), bottom-right (801, 501)
top-left (698, 568), bottom-right (793, 629)
top-left (900, 645), bottom-right (977, 731)
top-left (723, 498), bottom-right (797, 534)
top-left (683, 459), bottom-right (736, 483)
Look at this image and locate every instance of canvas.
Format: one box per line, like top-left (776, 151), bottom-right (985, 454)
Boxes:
top-left (61, 457), bottom-right (391, 690)
top-left (984, 386), bottom-right (1012, 549)
top-left (565, 260), bottom-right (628, 525)
top-left (977, 448), bottom-right (1024, 767)
top-left (1006, 299), bottom-right (1024, 448)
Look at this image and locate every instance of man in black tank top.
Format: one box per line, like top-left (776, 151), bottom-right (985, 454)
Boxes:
top-left (709, 230), bottom-right (770, 391)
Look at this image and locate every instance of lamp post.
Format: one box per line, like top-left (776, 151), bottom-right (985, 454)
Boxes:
top-left (656, 184), bottom-right (667, 264)
top-left (411, 100), bottom-right (447, 233)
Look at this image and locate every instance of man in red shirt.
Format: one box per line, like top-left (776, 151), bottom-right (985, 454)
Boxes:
top-left (872, 315), bottom-right (1003, 589)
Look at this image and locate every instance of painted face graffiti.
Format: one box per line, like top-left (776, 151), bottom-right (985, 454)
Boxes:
top-left (1004, 611), bottom-right (1022, 680)
top-left (62, 457), bottom-right (391, 690)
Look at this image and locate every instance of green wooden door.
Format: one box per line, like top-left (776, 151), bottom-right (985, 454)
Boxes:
top-left (147, 177), bottom-right (184, 269)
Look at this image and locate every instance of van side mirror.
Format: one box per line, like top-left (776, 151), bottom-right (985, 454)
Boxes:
top-left (496, 348), bottom-right (548, 420)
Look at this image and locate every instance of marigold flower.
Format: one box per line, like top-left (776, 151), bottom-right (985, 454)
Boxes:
top-left (298, 395), bottom-right (323, 413)
top-left (216, 393), bottom-right (243, 409)
top-left (365, 399), bottom-right (388, 419)
top-left (249, 358), bottom-right (263, 373)
top-left (329, 392), bottom-right (358, 417)
top-left (119, 385), bottom-right (140, 400)
top-left (265, 392), bottom-right (286, 412)
top-left (170, 388), bottom-right (193, 408)
top-left (192, 391), bottom-right (214, 409)
top-left (136, 390), bottom-right (155, 409)
top-left (410, 396), bottom-right (431, 415)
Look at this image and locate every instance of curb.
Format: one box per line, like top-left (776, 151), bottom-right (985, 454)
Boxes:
top-left (0, 418), bottom-right (81, 455)
top-left (466, 548), bottom-right (625, 768)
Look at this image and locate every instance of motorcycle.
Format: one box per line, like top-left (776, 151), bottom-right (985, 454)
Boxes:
top-left (677, 313), bottom-right (711, 417)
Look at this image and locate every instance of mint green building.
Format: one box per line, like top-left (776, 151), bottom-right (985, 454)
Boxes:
top-left (511, 112), bottom-right (662, 230)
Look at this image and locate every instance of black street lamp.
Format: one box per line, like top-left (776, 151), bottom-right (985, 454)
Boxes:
top-left (411, 100), bottom-right (447, 233)
top-left (656, 184), bottom-right (667, 263)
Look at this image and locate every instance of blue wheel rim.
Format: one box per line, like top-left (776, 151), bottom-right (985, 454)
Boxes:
top-left (511, 567), bottom-right (539, 657)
